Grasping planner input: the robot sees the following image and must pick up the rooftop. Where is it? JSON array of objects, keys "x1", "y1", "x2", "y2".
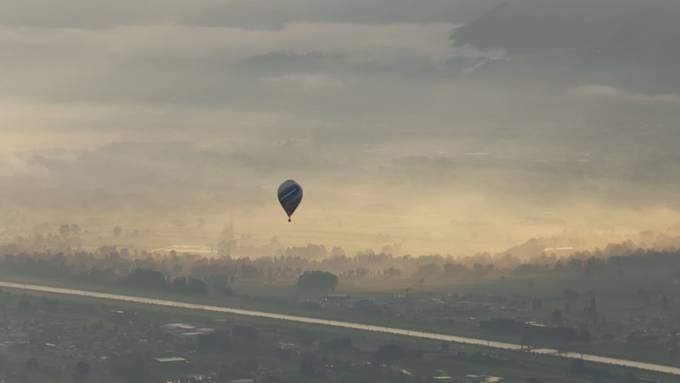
[{"x1": 154, "y1": 357, "x2": 188, "y2": 363}]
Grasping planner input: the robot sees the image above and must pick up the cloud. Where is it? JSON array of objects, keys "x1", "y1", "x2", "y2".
[
  {"x1": 3, "y1": 0, "x2": 680, "y2": 255},
  {"x1": 0, "y1": 22, "x2": 459, "y2": 107},
  {"x1": 574, "y1": 85, "x2": 680, "y2": 105},
  {"x1": 262, "y1": 74, "x2": 345, "y2": 90},
  {"x1": 0, "y1": 0, "x2": 499, "y2": 30}
]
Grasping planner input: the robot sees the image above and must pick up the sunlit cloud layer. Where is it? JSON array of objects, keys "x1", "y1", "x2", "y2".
[{"x1": 2, "y1": 0, "x2": 680, "y2": 256}]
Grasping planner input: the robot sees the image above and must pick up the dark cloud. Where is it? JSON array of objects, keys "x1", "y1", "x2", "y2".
[{"x1": 454, "y1": 0, "x2": 680, "y2": 92}]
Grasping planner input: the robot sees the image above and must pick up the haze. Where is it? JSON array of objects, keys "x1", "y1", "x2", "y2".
[{"x1": 3, "y1": 0, "x2": 680, "y2": 256}]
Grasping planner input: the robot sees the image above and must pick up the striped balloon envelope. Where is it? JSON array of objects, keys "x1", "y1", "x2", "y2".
[{"x1": 277, "y1": 180, "x2": 303, "y2": 222}]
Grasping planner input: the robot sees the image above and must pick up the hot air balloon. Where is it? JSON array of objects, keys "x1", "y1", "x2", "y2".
[{"x1": 277, "y1": 180, "x2": 303, "y2": 222}]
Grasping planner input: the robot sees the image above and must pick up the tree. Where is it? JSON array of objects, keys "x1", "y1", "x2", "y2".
[
  {"x1": 187, "y1": 278, "x2": 208, "y2": 294},
  {"x1": 70, "y1": 224, "x2": 81, "y2": 235},
  {"x1": 296, "y1": 271, "x2": 339, "y2": 291},
  {"x1": 383, "y1": 267, "x2": 402, "y2": 278},
  {"x1": 551, "y1": 309, "x2": 563, "y2": 324},
  {"x1": 588, "y1": 296, "x2": 598, "y2": 321},
  {"x1": 444, "y1": 263, "x2": 468, "y2": 275},
  {"x1": 217, "y1": 225, "x2": 236, "y2": 257},
  {"x1": 240, "y1": 264, "x2": 261, "y2": 279},
  {"x1": 125, "y1": 269, "x2": 166, "y2": 290},
  {"x1": 170, "y1": 277, "x2": 208, "y2": 295},
  {"x1": 60, "y1": 224, "x2": 71, "y2": 237},
  {"x1": 417, "y1": 263, "x2": 442, "y2": 276}
]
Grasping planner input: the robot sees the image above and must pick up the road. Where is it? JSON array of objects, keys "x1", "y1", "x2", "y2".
[{"x1": 1, "y1": 280, "x2": 679, "y2": 376}]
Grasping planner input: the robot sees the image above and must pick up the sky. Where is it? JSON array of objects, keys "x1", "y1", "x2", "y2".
[{"x1": 3, "y1": 0, "x2": 680, "y2": 256}]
